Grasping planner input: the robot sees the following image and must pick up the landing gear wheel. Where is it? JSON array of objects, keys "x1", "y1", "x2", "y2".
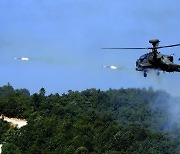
[
  {"x1": 157, "y1": 71, "x2": 160, "y2": 76},
  {"x1": 144, "y1": 71, "x2": 147, "y2": 77}
]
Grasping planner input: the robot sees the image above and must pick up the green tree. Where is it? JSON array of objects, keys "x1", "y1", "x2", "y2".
[
  {"x1": 2, "y1": 143, "x2": 21, "y2": 154},
  {"x1": 75, "y1": 146, "x2": 89, "y2": 154}
]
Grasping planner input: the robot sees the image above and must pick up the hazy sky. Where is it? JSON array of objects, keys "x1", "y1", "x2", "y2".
[{"x1": 1, "y1": 0, "x2": 180, "y2": 95}]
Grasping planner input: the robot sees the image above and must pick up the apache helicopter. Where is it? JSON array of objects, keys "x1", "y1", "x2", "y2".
[{"x1": 103, "y1": 39, "x2": 180, "y2": 77}]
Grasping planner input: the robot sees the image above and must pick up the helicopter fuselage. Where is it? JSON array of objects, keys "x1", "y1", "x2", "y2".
[{"x1": 136, "y1": 51, "x2": 180, "y2": 76}]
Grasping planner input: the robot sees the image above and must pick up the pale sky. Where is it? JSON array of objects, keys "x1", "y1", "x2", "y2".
[{"x1": 0, "y1": 0, "x2": 180, "y2": 95}]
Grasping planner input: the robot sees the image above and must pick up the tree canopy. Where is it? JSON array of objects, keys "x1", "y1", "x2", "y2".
[{"x1": 0, "y1": 84, "x2": 179, "y2": 153}]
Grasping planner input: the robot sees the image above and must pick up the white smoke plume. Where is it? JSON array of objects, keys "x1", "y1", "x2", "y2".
[{"x1": 150, "y1": 90, "x2": 180, "y2": 130}]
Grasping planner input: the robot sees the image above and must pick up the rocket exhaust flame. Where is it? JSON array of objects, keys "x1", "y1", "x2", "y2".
[
  {"x1": 102, "y1": 65, "x2": 119, "y2": 70},
  {"x1": 14, "y1": 57, "x2": 29, "y2": 61}
]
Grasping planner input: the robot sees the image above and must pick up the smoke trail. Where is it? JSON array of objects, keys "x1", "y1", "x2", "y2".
[
  {"x1": 150, "y1": 90, "x2": 180, "y2": 130},
  {"x1": 166, "y1": 96, "x2": 180, "y2": 128}
]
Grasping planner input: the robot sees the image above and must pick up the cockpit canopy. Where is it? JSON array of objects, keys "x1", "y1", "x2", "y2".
[{"x1": 139, "y1": 54, "x2": 148, "y2": 60}]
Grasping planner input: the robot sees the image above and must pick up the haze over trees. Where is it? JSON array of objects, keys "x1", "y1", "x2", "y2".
[{"x1": 0, "y1": 83, "x2": 179, "y2": 153}]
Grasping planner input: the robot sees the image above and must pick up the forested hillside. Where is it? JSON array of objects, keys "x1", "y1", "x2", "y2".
[{"x1": 0, "y1": 84, "x2": 179, "y2": 154}]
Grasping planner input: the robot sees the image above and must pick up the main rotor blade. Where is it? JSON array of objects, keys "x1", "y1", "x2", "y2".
[
  {"x1": 157, "y1": 44, "x2": 180, "y2": 49},
  {"x1": 102, "y1": 43, "x2": 180, "y2": 50},
  {"x1": 102, "y1": 47, "x2": 149, "y2": 50}
]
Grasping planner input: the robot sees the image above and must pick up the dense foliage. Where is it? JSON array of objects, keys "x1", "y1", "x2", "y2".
[{"x1": 0, "y1": 84, "x2": 179, "y2": 153}]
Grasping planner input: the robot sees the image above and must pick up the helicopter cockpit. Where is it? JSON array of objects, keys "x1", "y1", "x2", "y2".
[
  {"x1": 136, "y1": 53, "x2": 149, "y2": 69},
  {"x1": 139, "y1": 53, "x2": 148, "y2": 61}
]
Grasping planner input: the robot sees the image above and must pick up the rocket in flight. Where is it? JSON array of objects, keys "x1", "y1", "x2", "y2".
[
  {"x1": 14, "y1": 57, "x2": 29, "y2": 61},
  {"x1": 102, "y1": 65, "x2": 119, "y2": 70}
]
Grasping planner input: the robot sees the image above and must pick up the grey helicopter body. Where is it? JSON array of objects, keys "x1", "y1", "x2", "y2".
[{"x1": 103, "y1": 39, "x2": 180, "y2": 77}]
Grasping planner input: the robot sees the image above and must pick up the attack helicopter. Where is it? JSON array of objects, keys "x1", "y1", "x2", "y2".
[{"x1": 102, "y1": 39, "x2": 180, "y2": 77}]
